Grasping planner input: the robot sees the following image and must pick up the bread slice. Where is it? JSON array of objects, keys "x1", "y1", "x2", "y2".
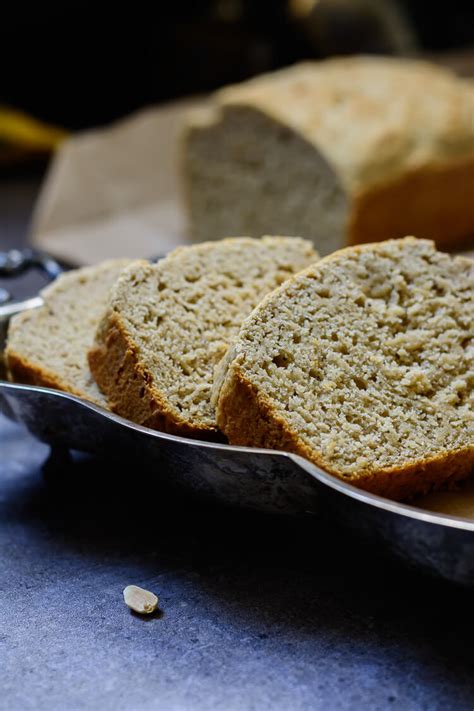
[
  {"x1": 6, "y1": 259, "x2": 131, "y2": 406},
  {"x1": 183, "y1": 57, "x2": 474, "y2": 254},
  {"x1": 214, "y1": 237, "x2": 474, "y2": 500},
  {"x1": 88, "y1": 237, "x2": 318, "y2": 439}
]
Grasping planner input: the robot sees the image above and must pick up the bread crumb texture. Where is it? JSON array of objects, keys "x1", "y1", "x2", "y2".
[
  {"x1": 216, "y1": 238, "x2": 473, "y2": 498},
  {"x1": 90, "y1": 237, "x2": 318, "y2": 436},
  {"x1": 6, "y1": 259, "x2": 131, "y2": 405}
]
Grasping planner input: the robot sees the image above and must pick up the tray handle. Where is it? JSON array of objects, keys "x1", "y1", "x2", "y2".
[{"x1": 0, "y1": 248, "x2": 62, "y2": 287}]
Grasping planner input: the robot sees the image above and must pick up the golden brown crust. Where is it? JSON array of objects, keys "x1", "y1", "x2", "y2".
[
  {"x1": 5, "y1": 350, "x2": 98, "y2": 403},
  {"x1": 348, "y1": 158, "x2": 474, "y2": 250},
  {"x1": 217, "y1": 364, "x2": 474, "y2": 502},
  {"x1": 88, "y1": 311, "x2": 224, "y2": 441},
  {"x1": 216, "y1": 365, "x2": 305, "y2": 452}
]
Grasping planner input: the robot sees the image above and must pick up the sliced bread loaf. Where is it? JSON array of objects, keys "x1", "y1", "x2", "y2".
[
  {"x1": 214, "y1": 237, "x2": 474, "y2": 500},
  {"x1": 184, "y1": 57, "x2": 474, "y2": 254},
  {"x1": 88, "y1": 237, "x2": 318, "y2": 438},
  {"x1": 6, "y1": 259, "x2": 131, "y2": 406}
]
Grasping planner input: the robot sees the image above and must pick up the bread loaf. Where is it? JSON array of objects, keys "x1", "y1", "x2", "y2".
[
  {"x1": 89, "y1": 237, "x2": 318, "y2": 439},
  {"x1": 6, "y1": 259, "x2": 131, "y2": 406},
  {"x1": 184, "y1": 57, "x2": 474, "y2": 255},
  {"x1": 214, "y1": 237, "x2": 474, "y2": 500}
]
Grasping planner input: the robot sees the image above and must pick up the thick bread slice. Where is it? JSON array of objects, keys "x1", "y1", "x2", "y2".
[
  {"x1": 88, "y1": 237, "x2": 318, "y2": 439},
  {"x1": 184, "y1": 57, "x2": 474, "y2": 254},
  {"x1": 5, "y1": 259, "x2": 131, "y2": 406},
  {"x1": 214, "y1": 237, "x2": 474, "y2": 501}
]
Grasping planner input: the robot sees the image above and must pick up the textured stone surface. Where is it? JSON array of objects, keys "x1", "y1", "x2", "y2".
[{"x1": 1, "y1": 414, "x2": 474, "y2": 711}]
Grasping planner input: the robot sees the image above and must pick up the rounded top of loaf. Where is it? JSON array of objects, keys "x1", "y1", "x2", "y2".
[{"x1": 203, "y1": 56, "x2": 474, "y2": 192}]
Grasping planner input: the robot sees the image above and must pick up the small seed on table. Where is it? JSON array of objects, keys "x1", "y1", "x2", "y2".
[{"x1": 123, "y1": 585, "x2": 158, "y2": 615}]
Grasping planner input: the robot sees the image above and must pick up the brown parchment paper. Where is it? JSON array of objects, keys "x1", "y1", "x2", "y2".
[{"x1": 31, "y1": 99, "x2": 204, "y2": 265}]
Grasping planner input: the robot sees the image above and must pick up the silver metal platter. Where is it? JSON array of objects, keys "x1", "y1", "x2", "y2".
[
  {"x1": 2, "y1": 250, "x2": 474, "y2": 586},
  {"x1": 3, "y1": 380, "x2": 474, "y2": 586}
]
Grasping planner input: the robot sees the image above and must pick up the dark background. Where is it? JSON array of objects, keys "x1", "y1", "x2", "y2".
[{"x1": 2, "y1": 0, "x2": 474, "y2": 130}]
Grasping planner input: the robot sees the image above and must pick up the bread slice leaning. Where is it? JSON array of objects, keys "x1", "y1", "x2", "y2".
[
  {"x1": 214, "y1": 237, "x2": 474, "y2": 501},
  {"x1": 88, "y1": 236, "x2": 318, "y2": 439},
  {"x1": 5, "y1": 259, "x2": 131, "y2": 406}
]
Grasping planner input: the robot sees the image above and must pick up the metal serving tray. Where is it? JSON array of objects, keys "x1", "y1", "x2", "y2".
[{"x1": 2, "y1": 250, "x2": 474, "y2": 586}]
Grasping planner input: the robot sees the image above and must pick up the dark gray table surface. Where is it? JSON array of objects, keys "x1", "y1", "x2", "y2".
[{"x1": 1, "y1": 170, "x2": 474, "y2": 711}]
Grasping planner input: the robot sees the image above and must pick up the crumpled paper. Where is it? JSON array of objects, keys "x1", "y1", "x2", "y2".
[{"x1": 31, "y1": 98, "x2": 202, "y2": 265}]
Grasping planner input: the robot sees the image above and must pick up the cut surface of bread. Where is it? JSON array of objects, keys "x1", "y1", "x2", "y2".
[
  {"x1": 6, "y1": 259, "x2": 131, "y2": 406},
  {"x1": 214, "y1": 238, "x2": 474, "y2": 500},
  {"x1": 184, "y1": 57, "x2": 474, "y2": 254},
  {"x1": 89, "y1": 237, "x2": 318, "y2": 438}
]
